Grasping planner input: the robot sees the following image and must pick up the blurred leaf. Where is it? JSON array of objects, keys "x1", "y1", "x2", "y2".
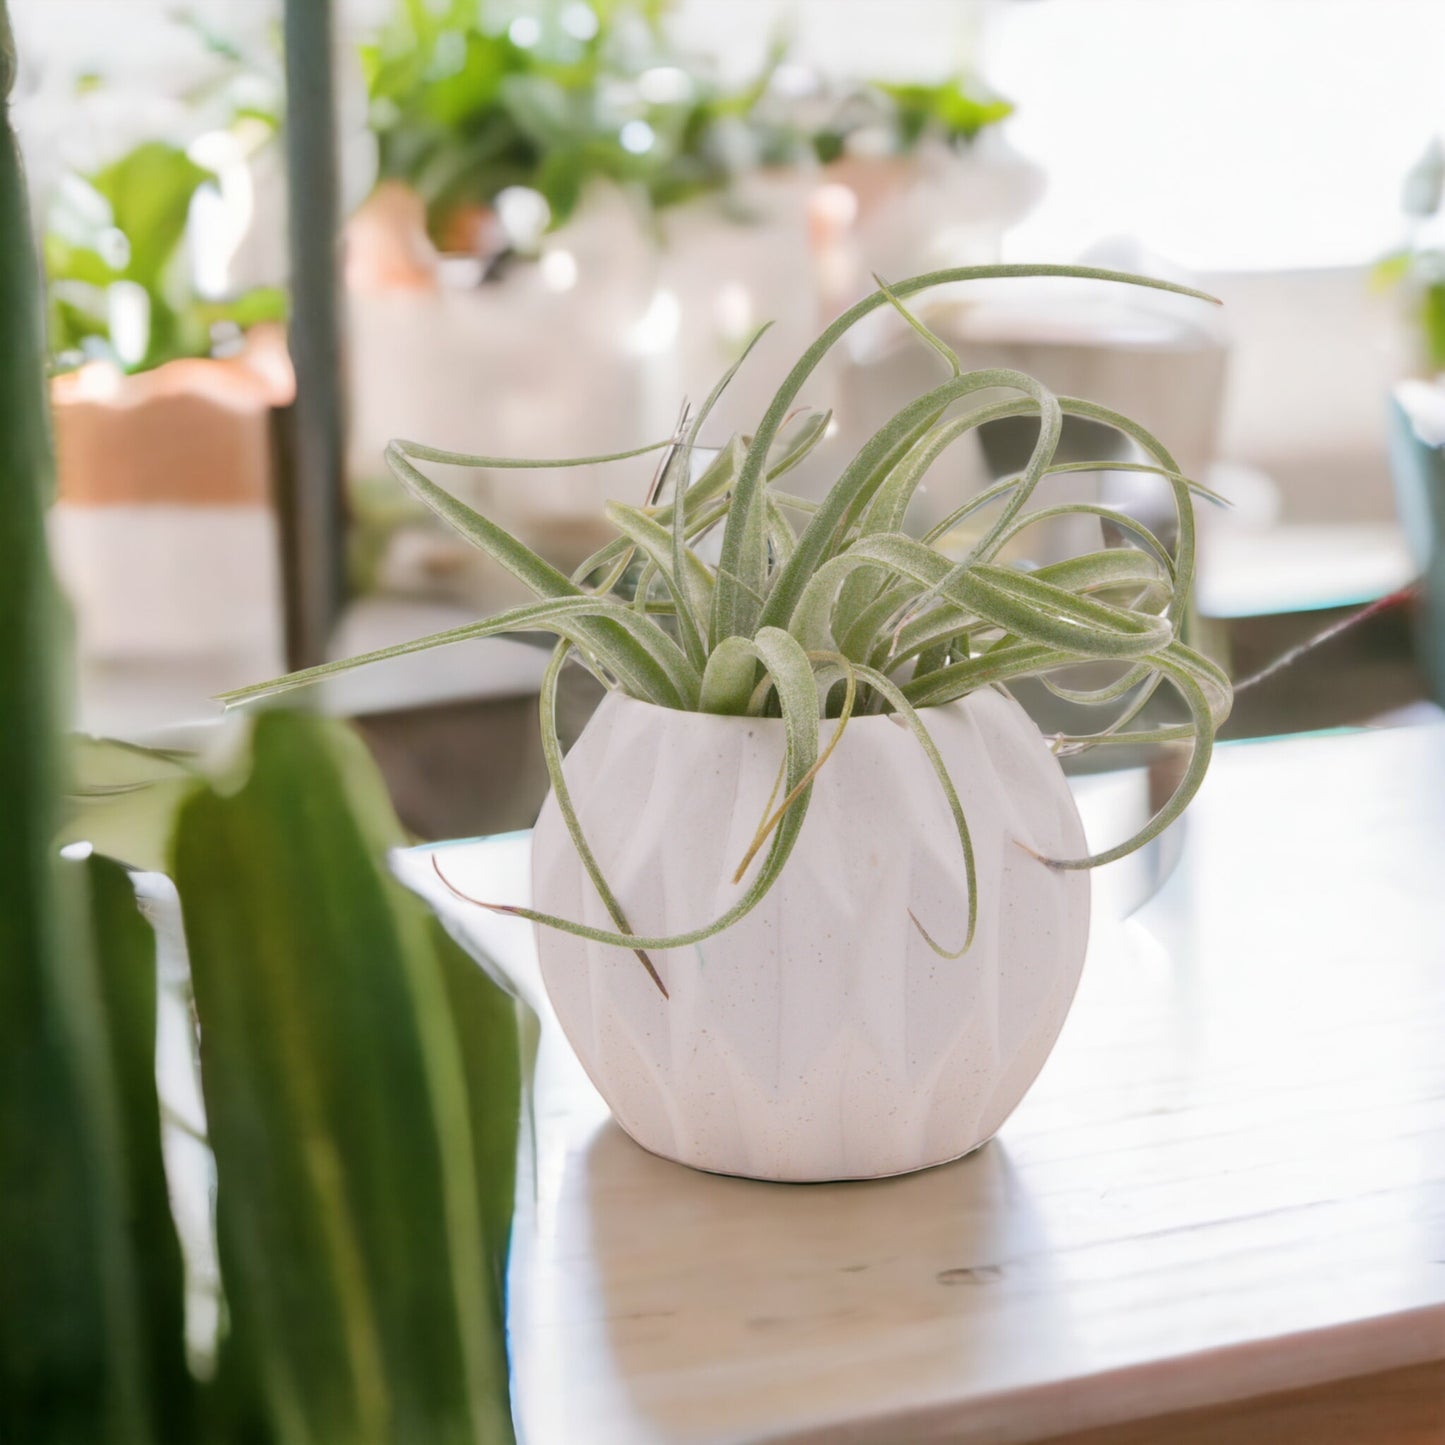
[
  {"x1": 1371, "y1": 249, "x2": 1413, "y2": 291},
  {"x1": 1, "y1": 23, "x2": 186, "y2": 1433},
  {"x1": 363, "y1": 0, "x2": 782, "y2": 238},
  {"x1": 195, "y1": 284, "x2": 288, "y2": 330},
  {"x1": 1425, "y1": 280, "x2": 1445, "y2": 371},
  {"x1": 497, "y1": 73, "x2": 578, "y2": 150},
  {"x1": 61, "y1": 736, "x2": 202, "y2": 875},
  {"x1": 82, "y1": 854, "x2": 195, "y2": 1443},
  {"x1": 44, "y1": 127, "x2": 284, "y2": 371},
  {"x1": 423, "y1": 30, "x2": 522, "y2": 128},
  {"x1": 877, "y1": 75, "x2": 1014, "y2": 147},
  {"x1": 89, "y1": 142, "x2": 214, "y2": 292},
  {"x1": 173, "y1": 712, "x2": 520, "y2": 1445},
  {"x1": 43, "y1": 235, "x2": 113, "y2": 288}
]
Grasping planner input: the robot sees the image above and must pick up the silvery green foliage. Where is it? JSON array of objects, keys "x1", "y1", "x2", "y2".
[{"x1": 227, "y1": 266, "x2": 1233, "y2": 975}]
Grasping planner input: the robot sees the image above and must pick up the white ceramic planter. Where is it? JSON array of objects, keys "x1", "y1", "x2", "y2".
[{"x1": 531, "y1": 688, "x2": 1090, "y2": 1183}]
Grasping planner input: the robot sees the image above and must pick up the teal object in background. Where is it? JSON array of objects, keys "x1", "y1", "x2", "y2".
[{"x1": 1388, "y1": 395, "x2": 1445, "y2": 702}]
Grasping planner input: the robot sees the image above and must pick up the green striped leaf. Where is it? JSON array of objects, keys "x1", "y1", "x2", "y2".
[
  {"x1": 1, "y1": 19, "x2": 184, "y2": 1436},
  {"x1": 173, "y1": 712, "x2": 520, "y2": 1445}
]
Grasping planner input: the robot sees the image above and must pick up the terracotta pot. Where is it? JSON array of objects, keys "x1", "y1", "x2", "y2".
[
  {"x1": 531, "y1": 687, "x2": 1090, "y2": 1182},
  {"x1": 49, "y1": 347, "x2": 289, "y2": 663},
  {"x1": 344, "y1": 180, "x2": 439, "y2": 294}
]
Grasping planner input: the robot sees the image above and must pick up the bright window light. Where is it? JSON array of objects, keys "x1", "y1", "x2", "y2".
[{"x1": 989, "y1": 0, "x2": 1445, "y2": 272}]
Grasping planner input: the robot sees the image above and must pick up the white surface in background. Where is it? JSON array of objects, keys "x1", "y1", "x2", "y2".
[
  {"x1": 73, "y1": 596, "x2": 549, "y2": 744},
  {"x1": 318, "y1": 597, "x2": 550, "y2": 715},
  {"x1": 50, "y1": 504, "x2": 286, "y2": 663},
  {"x1": 1197, "y1": 522, "x2": 1416, "y2": 619}
]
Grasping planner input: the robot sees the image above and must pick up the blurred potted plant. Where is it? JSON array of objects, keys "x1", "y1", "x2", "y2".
[
  {"x1": 1376, "y1": 137, "x2": 1445, "y2": 375},
  {"x1": 813, "y1": 71, "x2": 1015, "y2": 208},
  {"x1": 227, "y1": 264, "x2": 1233, "y2": 1183},
  {"x1": 355, "y1": 0, "x2": 790, "y2": 257},
  {"x1": 808, "y1": 70, "x2": 1038, "y2": 284},
  {"x1": 346, "y1": 0, "x2": 816, "y2": 600},
  {"x1": 41, "y1": 34, "x2": 292, "y2": 672},
  {"x1": 1381, "y1": 138, "x2": 1445, "y2": 701}
]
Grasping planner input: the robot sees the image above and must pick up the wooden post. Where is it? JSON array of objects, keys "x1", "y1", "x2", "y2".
[{"x1": 279, "y1": 0, "x2": 347, "y2": 671}]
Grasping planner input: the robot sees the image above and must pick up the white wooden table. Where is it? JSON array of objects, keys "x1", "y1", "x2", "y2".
[{"x1": 405, "y1": 722, "x2": 1445, "y2": 1444}]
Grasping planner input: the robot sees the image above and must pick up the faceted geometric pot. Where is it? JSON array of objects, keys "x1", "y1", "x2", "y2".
[{"x1": 531, "y1": 688, "x2": 1089, "y2": 1182}]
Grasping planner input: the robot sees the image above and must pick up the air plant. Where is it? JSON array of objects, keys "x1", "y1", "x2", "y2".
[{"x1": 223, "y1": 264, "x2": 1233, "y2": 982}]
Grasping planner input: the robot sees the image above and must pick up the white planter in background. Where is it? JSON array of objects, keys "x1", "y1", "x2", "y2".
[
  {"x1": 50, "y1": 503, "x2": 283, "y2": 666},
  {"x1": 47, "y1": 357, "x2": 286, "y2": 671},
  {"x1": 531, "y1": 687, "x2": 1090, "y2": 1182},
  {"x1": 652, "y1": 171, "x2": 823, "y2": 438}
]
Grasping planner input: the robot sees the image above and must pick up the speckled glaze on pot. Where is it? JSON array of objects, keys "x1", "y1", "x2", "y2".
[{"x1": 531, "y1": 688, "x2": 1089, "y2": 1182}]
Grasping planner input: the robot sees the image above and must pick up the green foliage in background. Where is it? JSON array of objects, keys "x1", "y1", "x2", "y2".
[
  {"x1": 362, "y1": 2, "x2": 1020, "y2": 241},
  {"x1": 1375, "y1": 137, "x2": 1445, "y2": 372},
  {"x1": 225, "y1": 263, "x2": 1234, "y2": 988},
  {"x1": 363, "y1": 0, "x2": 797, "y2": 238},
  {"x1": 41, "y1": 11, "x2": 288, "y2": 374},
  {"x1": 44, "y1": 138, "x2": 286, "y2": 373},
  {"x1": 3, "y1": 9, "x2": 523, "y2": 1437},
  {"x1": 875, "y1": 75, "x2": 1014, "y2": 149},
  {"x1": 812, "y1": 74, "x2": 1015, "y2": 165}
]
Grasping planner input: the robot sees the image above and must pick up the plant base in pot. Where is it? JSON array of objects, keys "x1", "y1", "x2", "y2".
[{"x1": 532, "y1": 688, "x2": 1088, "y2": 1182}]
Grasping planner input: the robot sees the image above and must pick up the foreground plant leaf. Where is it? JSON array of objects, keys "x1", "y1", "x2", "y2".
[
  {"x1": 173, "y1": 712, "x2": 521, "y2": 1445},
  {"x1": 1, "y1": 11, "x2": 188, "y2": 1435}
]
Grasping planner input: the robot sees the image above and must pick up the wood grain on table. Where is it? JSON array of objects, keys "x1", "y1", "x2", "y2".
[{"x1": 410, "y1": 722, "x2": 1445, "y2": 1444}]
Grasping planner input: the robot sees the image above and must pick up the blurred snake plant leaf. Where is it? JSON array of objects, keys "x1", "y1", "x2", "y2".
[
  {"x1": 5, "y1": 12, "x2": 522, "y2": 1439},
  {"x1": 223, "y1": 263, "x2": 1235, "y2": 983},
  {"x1": 174, "y1": 711, "x2": 521, "y2": 1445},
  {"x1": 1, "y1": 4, "x2": 190, "y2": 1436}
]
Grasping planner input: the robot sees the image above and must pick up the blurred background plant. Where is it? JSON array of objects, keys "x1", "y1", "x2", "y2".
[
  {"x1": 9, "y1": 0, "x2": 1442, "y2": 820},
  {"x1": 811, "y1": 71, "x2": 1013, "y2": 166},
  {"x1": 1375, "y1": 136, "x2": 1445, "y2": 376},
  {"x1": 44, "y1": 137, "x2": 287, "y2": 372},
  {"x1": 361, "y1": 0, "x2": 807, "y2": 251},
  {"x1": 40, "y1": 13, "x2": 288, "y2": 373}
]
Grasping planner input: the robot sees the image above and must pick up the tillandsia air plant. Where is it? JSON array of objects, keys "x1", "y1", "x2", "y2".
[{"x1": 224, "y1": 264, "x2": 1234, "y2": 993}]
